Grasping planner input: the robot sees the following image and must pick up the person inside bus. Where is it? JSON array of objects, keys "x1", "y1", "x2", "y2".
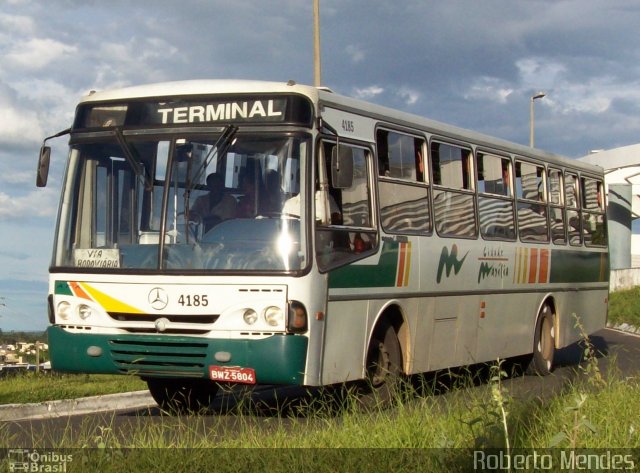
[
  {"x1": 190, "y1": 173, "x2": 237, "y2": 231},
  {"x1": 237, "y1": 172, "x2": 258, "y2": 218},
  {"x1": 259, "y1": 170, "x2": 283, "y2": 214}
]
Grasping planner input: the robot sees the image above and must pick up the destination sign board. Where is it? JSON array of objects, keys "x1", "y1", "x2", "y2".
[{"x1": 73, "y1": 94, "x2": 314, "y2": 130}]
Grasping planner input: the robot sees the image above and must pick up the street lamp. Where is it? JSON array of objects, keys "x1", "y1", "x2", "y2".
[
  {"x1": 529, "y1": 91, "x2": 546, "y2": 147},
  {"x1": 313, "y1": 0, "x2": 321, "y2": 87}
]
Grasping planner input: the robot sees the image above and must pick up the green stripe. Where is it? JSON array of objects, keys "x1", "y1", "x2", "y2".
[
  {"x1": 549, "y1": 249, "x2": 608, "y2": 283},
  {"x1": 328, "y1": 241, "x2": 399, "y2": 288},
  {"x1": 55, "y1": 281, "x2": 73, "y2": 296}
]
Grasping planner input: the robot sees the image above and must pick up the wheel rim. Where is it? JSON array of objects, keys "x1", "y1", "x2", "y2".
[{"x1": 539, "y1": 313, "x2": 554, "y2": 367}]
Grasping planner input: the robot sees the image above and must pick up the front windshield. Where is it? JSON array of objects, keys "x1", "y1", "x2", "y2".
[{"x1": 54, "y1": 132, "x2": 308, "y2": 272}]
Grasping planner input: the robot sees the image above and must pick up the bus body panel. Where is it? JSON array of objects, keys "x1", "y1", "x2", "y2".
[{"x1": 47, "y1": 325, "x2": 308, "y2": 384}]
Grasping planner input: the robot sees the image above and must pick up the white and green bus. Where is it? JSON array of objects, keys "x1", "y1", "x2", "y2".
[{"x1": 37, "y1": 80, "x2": 608, "y2": 411}]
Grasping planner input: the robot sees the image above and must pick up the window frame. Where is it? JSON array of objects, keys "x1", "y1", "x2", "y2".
[
  {"x1": 376, "y1": 127, "x2": 432, "y2": 236},
  {"x1": 514, "y1": 158, "x2": 549, "y2": 243},
  {"x1": 548, "y1": 167, "x2": 567, "y2": 245},
  {"x1": 476, "y1": 150, "x2": 516, "y2": 241},
  {"x1": 430, "y1": 138, "x2": 477, "y2": 239}
]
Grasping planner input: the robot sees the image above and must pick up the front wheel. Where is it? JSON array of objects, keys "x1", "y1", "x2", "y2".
[
  {"x1": 147, "y1": 378, "x2": 220, "y2": 415},
  {"x1": 526, "y1": 304, "x2": 556, "y2": 376},
  {"x1": 364, "y1": 321, "x2": 403, "y2": 404}
]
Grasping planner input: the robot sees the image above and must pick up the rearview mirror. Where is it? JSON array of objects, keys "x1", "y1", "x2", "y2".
[
  {"x1": 36, "y1": 145, "x2": 51, "y2": 187},
  {"x1": 331, "y1": 146, "x2": 354, "y2": 189}
]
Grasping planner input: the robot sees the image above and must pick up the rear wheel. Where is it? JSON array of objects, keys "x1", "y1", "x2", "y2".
[
  {"x1": 526, "y1": 304, "x2": 556, "y2": 376},
  {"x1": 147, "y1": 378, "x2": 220, "y2": 415},
  {"x1": 365, "y1": 321, "x2": 403, "y2": 404}
]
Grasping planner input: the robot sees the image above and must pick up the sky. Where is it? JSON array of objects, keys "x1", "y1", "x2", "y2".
[{"x1": 2, "y1": 0, "x2": 640, "y2": 330}]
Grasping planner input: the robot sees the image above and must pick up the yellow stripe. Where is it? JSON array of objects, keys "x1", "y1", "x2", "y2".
[
  {"x1": 403, "y1": 242, "x2": 412, "y2": 287},
  {"x1": 79, "y1": 283, "x2": 144, "y2": 314},
  {"x1": 519, "y1": 248, "x2": 528, "y2": 284}
]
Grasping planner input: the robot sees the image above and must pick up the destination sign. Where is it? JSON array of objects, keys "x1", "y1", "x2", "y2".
[{"x1": 74, "y1": 94, "x2": 313, "y2": 129}]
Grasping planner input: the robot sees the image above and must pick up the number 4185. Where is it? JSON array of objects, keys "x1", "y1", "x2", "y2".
[{"x1": 178, "y1": 294, "x2": 209, "y2": 306}]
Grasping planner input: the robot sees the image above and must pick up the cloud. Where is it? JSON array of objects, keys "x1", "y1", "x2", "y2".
[
  {"x1": 353, "y1": 85, "x2": 384, "y2": 100},
  {"x1": 396, "y1": 87, "x2": 421, "y2": 106},
  {"x1": 4, "y1": 38, "x2": 77, "y2": 71},
  {"x1": 0, "y1": 98, "x2": 44, "y2": 145},
  {"x1": 0, "y1": 188, "x2": 59, "y2": 220},
  {"x1": 345, "y1": 44, "x2": 365, "y2": 63},
  {"x1": 0, "y1": 12, "x2": 35, "y2": 34}
]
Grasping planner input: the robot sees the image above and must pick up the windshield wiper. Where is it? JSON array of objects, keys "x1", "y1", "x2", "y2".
[
  {"x1": 190, "y1": 125, "x2": 238, "y2": 186},
  {"x1": 114, "y1": 127, "x2": 153, "y2": 190},
  {"x1": 183, "y1": 125, "x2": 238, "y2": 227}
]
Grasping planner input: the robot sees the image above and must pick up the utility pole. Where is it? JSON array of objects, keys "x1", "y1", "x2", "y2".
[
  {"x1": 529, "y1": 92, "x2": 546, "y2": 147},
  {"x1": 313, "y1": 0, "x2": 321, "y2": 87}
]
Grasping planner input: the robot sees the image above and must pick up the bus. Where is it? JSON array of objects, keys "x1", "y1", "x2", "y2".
[{"x1": 36, "y1": 80, "x2": 608, "y2": 412}]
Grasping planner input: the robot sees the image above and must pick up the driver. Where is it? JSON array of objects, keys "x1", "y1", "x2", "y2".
[{"x1": 190, "y1": 173, "x2": 237, "y2": 231}]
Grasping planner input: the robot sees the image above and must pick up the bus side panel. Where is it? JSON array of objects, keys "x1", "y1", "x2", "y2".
[
  {"x1": 554, "y1": 288, "x2": 608, "y2": 348},
  {"x1": 426, "y1": 295, "x2": 479, "y2": 371},
  {"x1": 321, "y1": 300, "x2": 369, "y2": 385},
  {"x1": 475, "y1": 293, "x2": 539, "y2": 363}
]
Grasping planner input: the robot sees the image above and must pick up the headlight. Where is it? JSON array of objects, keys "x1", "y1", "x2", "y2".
[
  {"x1": 264, "y1": 306, "x2": 284, "y2": 327},
  {"x1": 78, "y1": 304, "x2": 93, "y2": 320},
  {"x1": 243, "y1": 309, "x2": 258, "y2": 325},
  {"x1": 57, "y1": 301, "x2": 72, "y2": 320}
]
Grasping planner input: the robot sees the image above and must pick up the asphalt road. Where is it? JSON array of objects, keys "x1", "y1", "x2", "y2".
[{"x1": 2, "y1": 327, "x2": 639, "y2": 447}]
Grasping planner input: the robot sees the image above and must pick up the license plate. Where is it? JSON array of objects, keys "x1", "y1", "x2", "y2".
[{"x1": 209, "y1": 365, "x2": 256, "y2": 384}]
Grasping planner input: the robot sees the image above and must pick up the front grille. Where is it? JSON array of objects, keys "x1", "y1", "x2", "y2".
[
  {"x1": 109, "y1": 339, "x2": 208, "y2": 377},
  {"x1": 108, "y1": 312, "x2": 219, "y2": 324}
]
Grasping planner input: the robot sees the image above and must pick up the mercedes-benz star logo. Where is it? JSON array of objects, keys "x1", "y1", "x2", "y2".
[{"x1": 148, "y1": 287, "x2": 169, "y2": 310}]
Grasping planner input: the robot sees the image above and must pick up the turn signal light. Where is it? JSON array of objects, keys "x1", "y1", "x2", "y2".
[{"x1": 288, "y1": 301, "x2": 308, "y2": 333}]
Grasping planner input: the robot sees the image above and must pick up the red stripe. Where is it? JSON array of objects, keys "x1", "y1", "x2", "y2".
[{"x1": 538, "y1": 249, "x2": 549, "y2": 283}]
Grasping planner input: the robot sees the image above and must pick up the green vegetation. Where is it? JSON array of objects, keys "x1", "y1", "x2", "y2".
[
  {"x1": 0, "y1": 372, "x2": 146, "y2": 404},
  {"x1": 608, "y1": 286, "x2": 640, "y2": 327},
  {"x1": 0, "y1": 369, "x2": 638, "y2": 471},
  {"x1": 0, "y1": 330, "x2": 47, "y2": 345}
]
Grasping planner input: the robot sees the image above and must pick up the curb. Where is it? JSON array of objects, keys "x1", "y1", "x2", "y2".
[
  {"x1": 0, "y1": 390, "x2": 155, "y2": 422},
  {"x1": 606, "y1": 321, "x2": 640, "y2": 335}
]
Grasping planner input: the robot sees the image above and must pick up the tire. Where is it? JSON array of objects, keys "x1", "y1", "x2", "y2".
[
  {"x1": 365, "y1": 321, "x2": 403, "y2": 404},
  {"x1": 526, "y1": 304, "x2": 556, "y2": 376},
  {"x1": 147, "y1": 378, "x2": 220, "y2": 415}
]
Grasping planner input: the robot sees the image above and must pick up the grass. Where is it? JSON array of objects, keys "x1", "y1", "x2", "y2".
[
  {"x1": 608, "y1": 286, "x2": 640, "y2": 327},
  {"x1": 0, "y1": 372, "x2": 146, "y2": 404},
  {"x1": 1, "y1": 369, "x2": 639, "y2": 472}
]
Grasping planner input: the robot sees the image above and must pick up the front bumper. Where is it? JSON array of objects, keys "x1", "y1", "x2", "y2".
[{"x1": 47, "y1": 326, "x2": 308, "y2": 385}]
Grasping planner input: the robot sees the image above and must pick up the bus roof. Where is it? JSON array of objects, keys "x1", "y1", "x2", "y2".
[{"x1": 78, "y1": 79, "x2": 603, "y2": 175}]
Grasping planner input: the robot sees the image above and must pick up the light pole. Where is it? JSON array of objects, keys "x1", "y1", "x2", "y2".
[
  {"x1": 529, "y1": 91, "x2": 546, "y2": 147},
  {"x1": 313, "y1": 0, "x2": 321, "y2": 87}
]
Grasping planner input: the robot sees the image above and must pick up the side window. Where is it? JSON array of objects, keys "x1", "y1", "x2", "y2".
[
  {"x1": 477, "y1": 153, "x2": 515, "y2": 240},
  {"x1": 581, "y1": 177, "x2": 607, "y2": 247},
  {"x1": 377, "y1": 129, "x2": 425, "y2": 181},
  {"x1": 431, "y1": 141, "x2": 476, "y2": 237},
  {"x1": 515, "y1": 161, "x2": 548, "y2": 242},
  {"x1": 565, "y1": 172, "x2": 582, "y2": 246},
  {"x1": 548, "y1": 168, "x2": 566, "y2": 245},
  {"x1": 377, "y1": 129, "x2": 430, "y2": 234},
  {"x1": 316, "y1": 141, "x2": 377, "y2": 271}
]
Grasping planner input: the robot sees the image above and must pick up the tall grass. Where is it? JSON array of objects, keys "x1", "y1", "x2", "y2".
[{"x1": 1, "y1": 367, "x2": 639, "y2": 472}]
